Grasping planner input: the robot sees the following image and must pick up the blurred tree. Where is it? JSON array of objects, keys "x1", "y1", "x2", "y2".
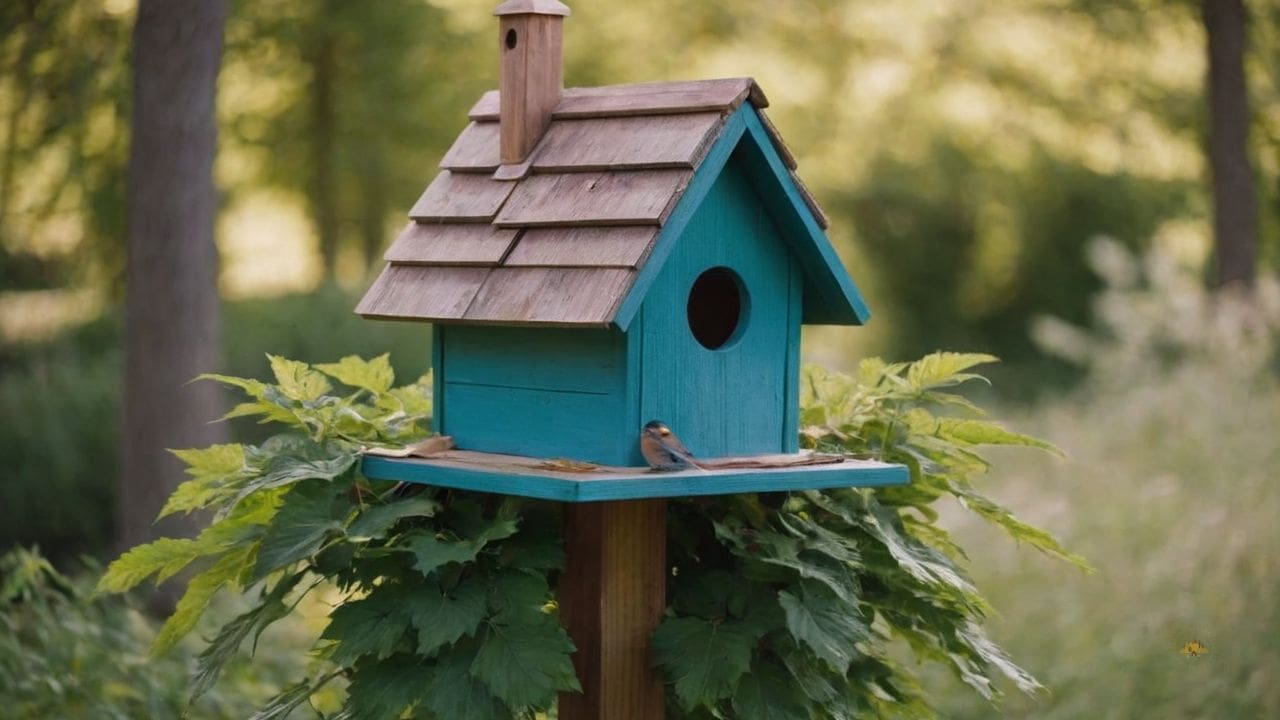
[
  {"x1": 1202, "y1": 0, "x2": 1259, "y2": 287},
  {"x1": 119, "y1": 0, "x2": 227, "y2": 584}
]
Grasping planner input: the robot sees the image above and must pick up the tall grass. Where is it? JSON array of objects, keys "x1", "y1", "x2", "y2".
[{"x1": 935, "y1": 240, "x2": 1280, "y2": 718}]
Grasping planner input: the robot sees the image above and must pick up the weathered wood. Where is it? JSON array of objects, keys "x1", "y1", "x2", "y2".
[
  {"x1": 495, "y1": 170, "x2": 691, "y2": 227},
  {"x1": 468, "y1": 78, "x2": 767, "y2": 123},
  {"x1": 531, "y1": 113, "x2": 723, "y2": 172},
  {"x1": 408, "y1": 171, "x2": 516, "y2": 222},
  {"x1": 756, "y1": 108, "x2": 797, "y2": 171},
  {"x1": 359, "y1": 450, "x2": 909, "y2": 502},
  {"x1": 439, "y1": 121, "x2": 501, "y2": 172},
  {"x1": 559, "y1": 500, "x2": 667, "y2": 720},
  {"x1": 383, "y1": 221, "x2": 518, "y2": 265},
  {"x1": 493, "y1": 0, "x2": 570, "y2": 16},
  {"x1": 504, "y1": 226, "x2": 658, "y2": 268},
  {"x1": 499, "y1": 13, "x2": 563, "y2": 163},
  {"x1": 355, "y1": 265, "x2": 489, "y2": 320},
  {"x1": 464, "y1": 267, "x2": 634, "y2": 325},
  {"x1": 554, "y1": 78, "x2": 761, "y2": 118},
  {"x1": 790, "y1": 171, "x2": 829, "y2": 229}
]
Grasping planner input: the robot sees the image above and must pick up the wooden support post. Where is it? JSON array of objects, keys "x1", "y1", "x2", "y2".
[{"x1": 559, "y1": 499, "x2": 666, "y2": 720}]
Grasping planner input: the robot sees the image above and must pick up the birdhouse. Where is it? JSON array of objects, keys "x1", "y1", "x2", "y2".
[
  {"x1": 355, "y1": 4, "x2": 906, "y2": 719},
  {"x1": 356, "y1": 0, "x2": 876, "y2": 473}
]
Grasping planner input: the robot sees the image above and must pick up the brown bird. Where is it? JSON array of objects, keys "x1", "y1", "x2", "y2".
[{"x1": 640, "y1": 420, "x2": 702, "y2": 471}]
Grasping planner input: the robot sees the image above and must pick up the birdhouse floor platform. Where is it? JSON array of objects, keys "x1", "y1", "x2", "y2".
[{"x1": 361, "y1": 448, "x2": 908, "y2": 502}]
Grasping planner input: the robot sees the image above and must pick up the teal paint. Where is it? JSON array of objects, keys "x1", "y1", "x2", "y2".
[
  {"x1": 431, "y1": 324, "x2": 444, "y2": 434},
  {"x1": 638, "y1": 157, "x2": 792, "y2": 458},
  {"x1": 438, "y1": 325, "x2": 633, "y2": 465},
  {"x1": 361, "y1": 455, "x2": 908, "y2": 503},
  {"x1": 782, "y1": 248, "x2": 802, "y2": 454}
]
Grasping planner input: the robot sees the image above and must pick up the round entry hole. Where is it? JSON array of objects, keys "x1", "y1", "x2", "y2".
[
  {"x1": 687, "y1": 267, "x2": 747, "y2": 350},
  {"x1": 505, "y1": 29, "x2": 518, "y2": 49}
]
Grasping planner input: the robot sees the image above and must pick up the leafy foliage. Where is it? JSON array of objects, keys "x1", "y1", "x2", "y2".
[{"x1": 97, "y1": 353, "x2": 1079, "y2": 718}]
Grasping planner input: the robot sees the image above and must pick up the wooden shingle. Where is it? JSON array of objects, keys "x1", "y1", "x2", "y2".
[
  {"x1": 439, "y1": 122, "x2": 501, "y2": 172},
  {"x1": 408, "y1": 171, "x2": 516, "y2": 222},
  {"x1": 467, "y1": 78, "x2": 768, "y2": 122},
  {"x1": 384, "y1": 221, "x2": 518, "y2": 265},
  {"x1": 531, "y1": 113, "x2": 722, "y2": 172},
  {"x1": 504, "y1": 226, "x2": 657, "y2": 268},
  {"x1": 464, "y1": 267, "x2": 634, "y2": 325},
  {"x1": 495, "y1": 170, "x2": 691, "y2": 227},
  {"x1": 355, "y1": 265, "x2": 490, "y2": 320}
]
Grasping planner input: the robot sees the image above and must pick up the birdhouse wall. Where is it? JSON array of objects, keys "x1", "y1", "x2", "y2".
[
  {"x1": 434, "y1": 324, "x2": 639, "y2": 465},
  {"x1": 635, "y1": 153, "x2": 802, "y2": 462}
]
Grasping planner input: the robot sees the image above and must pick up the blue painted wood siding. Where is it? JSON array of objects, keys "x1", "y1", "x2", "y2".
[
  {"x1": 638, "y1": 154, "x2": 798, "y2": 459},
  {"x1": 436, "y1": 325, "x2": 636, "y2": 465}
]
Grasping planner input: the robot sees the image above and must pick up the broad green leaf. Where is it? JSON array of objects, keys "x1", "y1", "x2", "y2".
[
  {"x1": 470, "y1": 612, "x2": 579, "y2": 709},
  {"x1": 778, "y1": 582, "x2": 869, "y2": 674},
  {"x1": 421, "y1": 642, "x2": 513, "y2": 720},
  {"x1": 936, "y1": 418, "x2": 1065, "y2": 456},
  {"x1": 408, "y1": 578, "x2": 487, "y2": 656},
  {"x1": 191, "y1": 572, "x2": 304, "y2": 700},
  {"x1": 346, "y1": 497, "x2": 439, "y2": 541},
  {"x1": 321, "y1": 585, "x2": 413, "y2": 666},
  {"x1": 152, "y1": 547, "x2": 251, "y2": 655},
  {"x1": 731, "y1": 657, "x2": 811, "y2": 720},
  {"x1": 316, "y1": 354, "x2": 395, "y2": 394},
  {"x1": 405, "y1": 533, "x2": 483, "y2": 577},
  {"x1": 249, "y1": 676, "x2": 328, "y2": 720},
  {"x1": 651, "y1": 617, "x2": 754, "y2": 710},
  {"x1": 173, "y1": 444, "x2": 246, "y2": 477},
  {"x1": 268, "y1": 354, "x2": 331, "y2": 401},
  {"x1": 228, "y1": 444, "x2": 357, "y2": 509},
  {"x1": 97, "y1": 538, "x2": 207, "y2": 593},
  {"x1": 487, "y1": 569, "x2": 551, "y2": 617},
  {"x1": 862, "y1": 501, "x2": 976, "y2": 596},
  {"x1": 957, "y1": 620, "x2": 1043, "y2": 694},
  {"x1": 252, "y1": 481, "x2": 346, "y2": 581},
  {"x1": 951, "y1": 486, "x2": 1092, "y2": 571},
  {"x1": 904, "y1": 352, "x2": 998, "y2": 391},
  {"x1": 341, "y1": 654, "x2": 428, "y2": 720}
]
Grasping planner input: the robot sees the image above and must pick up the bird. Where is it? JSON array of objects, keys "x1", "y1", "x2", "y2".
[{"x1": 640, "y1": 420, "x2": 702, "y2": 471}]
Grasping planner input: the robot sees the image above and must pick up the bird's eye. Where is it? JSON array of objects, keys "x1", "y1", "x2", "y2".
[{"x1": 660, "y1": 428, "x2": 671, "y2": 436}]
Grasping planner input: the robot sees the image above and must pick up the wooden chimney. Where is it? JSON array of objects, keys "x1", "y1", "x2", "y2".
[{"x1": 495, "y1": 0, "x2": 570, "y2": 167}]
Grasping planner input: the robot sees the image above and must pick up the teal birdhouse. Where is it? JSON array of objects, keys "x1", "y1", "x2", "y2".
[{"x1": 357, "y1": 0, "x2": 900, "y2": 501}]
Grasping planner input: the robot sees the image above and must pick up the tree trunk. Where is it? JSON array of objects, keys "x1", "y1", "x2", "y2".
[
  {"x1": 1202, "y1": 0, "x2": 1258, "y2": 288},
  {"x1": 120, "y1": 0, "x2": 227, "y2": 583}
]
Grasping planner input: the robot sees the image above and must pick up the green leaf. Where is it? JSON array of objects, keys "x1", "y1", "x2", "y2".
[
  {"x1": 905, "y1": 352, "x2": 998, "y2": 391},
  {"x1": 191, "y1": 572, "x2": 304, "y2": 700},
  {"x1": 250, "y1": 676, "x2": 330, "y2": 720},
  {"x1": 152, "y1": 547, "x2": 252, "y2": 655},
  {"x1": 321, "y1": 585, "x2": 413, "y2": 666},
  {"x1": 346, "y1": 497, "x2": 439, "y2": 541},
  {"x1": 405, "y1": 533, "x2": 484, "y2": 577},
  {"x1": 408, "y1": 578, "x2": 488, "y2": 655},
  {"x1": 651, "y1": 617, "x2": 754, "y2": 711},
  {"x1": 731, "y1": 657, "x2": 812, "y2": 720},
  {"x1": 252, "y1": 480, "x2": 347, "y2": 581},
  {"x1": 778, "y1": 582, "x2": 869, "y2": 674},
  {"x1": 229, "y1": 443, "x2": 357, "y2": 509},
  {"x1": 317, "y1": 354, "x2": 395, "y2": 394},
  {"x1": 97, "y1": 538, "x2": 207, "y2": 593},
  {"x1": 421, "y1": 642, "x2": 512, "y2": 720},
  {"x1": 268, "y1": 354, "x2": 332, "y2": 401},
  {"x1": 935, "y1": 418, "x2": 1064, "y2": 456},
  {"x1": 951, "y1": 485, "x2": 1093, "y2": 571},
  {"x1": 341, "y1": 654, "x2": 428, "y2": 720},
  {"x1": 470, "y1": 612, "x2": 579, "y2": 709},
  {"x1": 173, "y1": 443, "x2": 246, "y2": 477}
]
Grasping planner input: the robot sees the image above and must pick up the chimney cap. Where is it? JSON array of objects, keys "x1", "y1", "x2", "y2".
[{"x1": 494, "y1": 0, "x2": 570, "y2": 16}]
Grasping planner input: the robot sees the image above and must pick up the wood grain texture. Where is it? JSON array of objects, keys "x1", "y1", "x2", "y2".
[
  {"x1": 559, "y1": 500, "x2": 667, "y2": 720},
  {"x1": 443, "y1": 325, "x2": 626, "y2": 394},
  {"x1": 499, "y1": 13, "x2": 563, "y2": 163},
  {"x1": 358, "y1": 452, "x2": 909, "y2": 502},
  {"x1": 790, "y1": 171, "x2": 830, "y2": 229},
  {"x1": 464, "y1": 267, "x2": 634, "y2": 325},
  {"x1": 554, "y1": 78, "x2": 757, "y2": 118},
  {"x1": 469, "y1": 90, "x2": 501, "y2": 121},
  {"x1": 504, "y1": 226, "x2": 658, "y2": 268},
  {"x1": 439, "y1": 121, "x2": 501, "y2": 172},
  {"x1": 531, "y1": 113, "x2": 723, "y2": 172},
  {"x1": 354, "y1": 265, "x2": 489, "y2": 320},
  {"x1": 493, "y1": 0, "x2": 570, "y2": 15},
  {"x1": 408, "y1": 171, "x2": 516, "y2": 222},
  {"x1": 495, "y1": 170, "x2": 691, "y2": 227},
  {"x1": 383, "y1": 221, "x2": 518, "y2": 265}
]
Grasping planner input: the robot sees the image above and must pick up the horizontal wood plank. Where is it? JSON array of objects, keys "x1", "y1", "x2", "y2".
[
  {"x1": 531, "y1": 113, "x2": 722, "y2": 172},
  {"x1": 439, "y1": 121, "x2": 501, "y2": 172},
  {"x1": 495, "y1": 170, "x2": 691, "y2": 227},
  {"x1": 464, "y1": 267, "x2": 634, "y2": 324},
  {"x1": 360, "y1": 451, "x2": 908, "y2": 502},
  {"x1": 355, "y1": 265, "x2": 489, "y2": 320},
  {"x1": 503, "y1": 226, "x2": 657, "y2": 268},
  {"x1": 383, "y1": 221, "x2": 518, "y2": 265},
  {"x1": 466, "y1": 78, "x2": 767, "y2": 123},
  {"x1": 408, "y1": 171, "x2": 516, "y2": 222}
]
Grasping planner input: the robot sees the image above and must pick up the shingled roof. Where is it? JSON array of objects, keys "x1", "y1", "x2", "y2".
[{"x1": 356, "y1": 76, "x2": 859, "y2": 329}]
